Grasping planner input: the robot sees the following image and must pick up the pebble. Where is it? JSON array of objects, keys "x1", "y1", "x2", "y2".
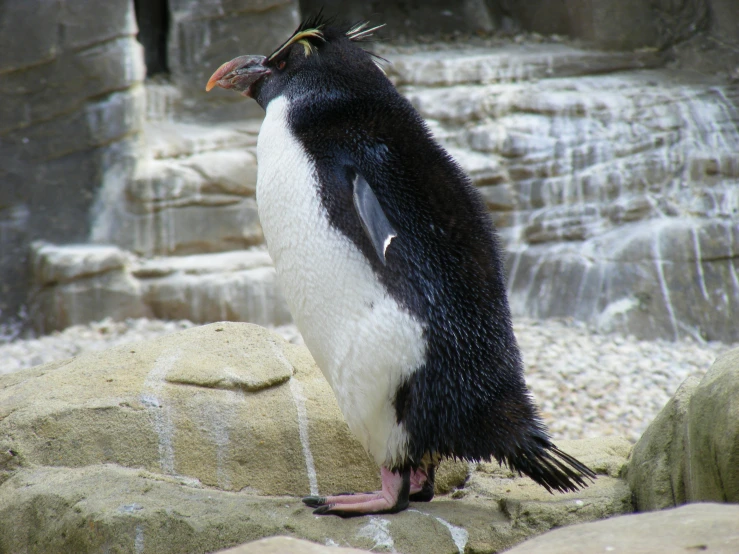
[
  {"x1": 0, "y1": 318, "x2": 196, "y2": 375},
  {"x1": 0, "y1": 317, "x2": 734, "y2": 443}
]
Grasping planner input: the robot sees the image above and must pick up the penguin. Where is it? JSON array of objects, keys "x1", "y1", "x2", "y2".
[{"x1": 206, "y1": 14, "x2": 595, "y2": 517}]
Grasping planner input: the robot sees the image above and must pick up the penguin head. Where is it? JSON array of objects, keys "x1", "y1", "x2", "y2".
[{"x1": 206, "y1": 14, "x2": 386, "y2": 109}]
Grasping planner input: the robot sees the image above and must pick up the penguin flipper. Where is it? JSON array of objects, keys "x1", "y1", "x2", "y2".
[{"x1": 351, "y1": 172, "x2": 397, "y2": 265}]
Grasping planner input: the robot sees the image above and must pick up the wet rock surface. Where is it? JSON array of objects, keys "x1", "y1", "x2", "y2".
[{"x1": 0, "y1": 322, "x2": 632, "y2": 554}]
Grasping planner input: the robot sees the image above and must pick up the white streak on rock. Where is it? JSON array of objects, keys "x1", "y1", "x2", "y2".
[
  {"x1": 653, "y1": 227, "x2": 679, "y2": 340},
  {"x1": 357, "y1": 517, "x2": 395, "y2": 552},
  {"x1": 435, "y1": 517, "x2": 469, "y2": 554},
  {"x1": 408, "y1": 508, "x2": 469, "y2": 554},
  {"x1": 134, "y1": 524, "x2": 144, "y2": 554},
  {"x1": 691, "y1": 225, "x2": 710, "y2": 301},
  {"x1": 288, "y1": 377, "x2": 318, "y2": 496},
  {"x1": 141, "y1": 351, "x2": 179, "y2": 474}
]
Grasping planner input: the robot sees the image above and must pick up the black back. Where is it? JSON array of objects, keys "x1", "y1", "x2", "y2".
[{"x1": 254, "y1": 17, "x2": 594, "y2": 492}]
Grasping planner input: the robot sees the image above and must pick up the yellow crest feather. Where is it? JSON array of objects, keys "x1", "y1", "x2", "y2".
[{"x1": 269, "y1": 28, "x2": 324, "y2": 61}]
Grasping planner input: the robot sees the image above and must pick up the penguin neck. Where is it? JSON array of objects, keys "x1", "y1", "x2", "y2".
[{"x1": 262, "y1": 79, "x2": 355, "y2": 117}]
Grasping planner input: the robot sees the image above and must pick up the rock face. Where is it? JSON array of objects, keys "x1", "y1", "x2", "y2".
[
  {"x1": 28, "y1": 40, "x2": 739, "y2": 342},
  {"x1": 686, "y1": 347, "x2": 739, "y2": 503},
  {"x1": 389, "y1": 44, "x2": 739, "y2": 343},
  {"x1": 508, "y1": 0, "x2": 709, "y2": 49},
  {"x1": 504, "y1": 503, "x2": 739, "y2": 554},
  {"x1": 0, "y1": 0, "x2": 300, "y2": 332},
  {"x1": 627, "y1": 347, "x2": 739, "y2": 510},
  {"x1": 0, "y1": 322, "x2": 633, "y2": 553},
  {"x1": 299, "y1": 0, "x2": 731, "y2": 54},
  {"x1": 0, "y1": 0, "x2": 145, "y2": 329},
  {"x1": 6, "y1": 1, "x2": 738, "y2": 340},
  {"x1": 91, "y1": 119, "x2": 264, "y2": 257},
  {"x1": 625, "y1": 376, "x2": 699, "y2": 510},
  {"x1": 167, "y1": 0, "x2": 299, "y2": 122}
]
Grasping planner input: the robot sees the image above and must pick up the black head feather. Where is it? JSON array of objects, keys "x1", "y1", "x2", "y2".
[
  {"x1": 248, "y1": 13, "x2": 388, "y2": 109},
  {"x1": 268, "y1": 11, "x2": 384, "y2": 63}
]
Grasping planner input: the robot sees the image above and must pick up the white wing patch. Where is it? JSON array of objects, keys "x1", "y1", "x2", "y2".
[{"x1": 383, "y1": 234, "x2": 396, "y2": 257}]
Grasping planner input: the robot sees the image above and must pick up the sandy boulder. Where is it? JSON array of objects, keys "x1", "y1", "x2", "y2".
[{"x1": 627, "y1": 347, "x2": 739, "y2": 509}]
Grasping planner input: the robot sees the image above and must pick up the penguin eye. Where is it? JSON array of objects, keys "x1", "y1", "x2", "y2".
[{"x1": 277, "y1": 60, "x2": 286, "y2": 70}]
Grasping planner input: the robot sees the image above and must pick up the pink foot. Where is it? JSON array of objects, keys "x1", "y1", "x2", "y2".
[
  {"x1": 408, "y1": 465, "x2": 435, "y2": 501},
  {"x1": 302, "y1": 467, "x2": 411, "y2": 517}
]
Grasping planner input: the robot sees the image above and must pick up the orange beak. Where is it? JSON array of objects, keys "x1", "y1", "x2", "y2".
[{"x1": 205, "y1": 55, "x2": 269, "y2": 97}]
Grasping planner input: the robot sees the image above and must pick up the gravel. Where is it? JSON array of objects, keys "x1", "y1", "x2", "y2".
[
  {"x1": 514, "y1": 318, "x2": 733, "y2": 442},
  {"x1": 1, "y1": 317, "x2": 733, "y2": 443}
]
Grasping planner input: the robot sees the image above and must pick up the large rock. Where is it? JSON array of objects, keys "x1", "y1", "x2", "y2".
[
  {"x1": 0, "y1": 322, "x2": 632, "y2": 553},
  {"x1": 505, "y1": 503, "x2": 739, "y2": 554},
  {"x1": 686, "y1": 347, "x2": 739, "y2": 503},
  {"x1": 27, "y1": 243, "x2": 291, "y2": 332},
  {"x1": 218, "y1": 537, "x2": 369, "y2": 553},
  {"x1": 230, "y1": 502, "x2": 739, "y2": 554},
  {"x1": 0, "y1": 322, "x2": 379, "y2": 494},
  {"x1": 627, "y1": 347, "x2": 739, "y2": 510},
  {"x1": 626, "y1": 376, "x2": 700, "y2": 511}
]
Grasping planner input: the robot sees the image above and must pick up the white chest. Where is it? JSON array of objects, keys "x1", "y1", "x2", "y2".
[{"x1": 255, "y1": 96, "x2": 426, "y2": 466}]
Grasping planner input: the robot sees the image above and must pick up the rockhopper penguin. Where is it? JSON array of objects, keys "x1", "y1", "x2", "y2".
[{"x1": 206, "y1": 14, "x2": 595, "y2": 517}]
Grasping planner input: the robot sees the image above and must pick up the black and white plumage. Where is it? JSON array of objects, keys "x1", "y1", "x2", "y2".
[{"x1": 206, "y1": 14, "x2": 594, "y2": 516}]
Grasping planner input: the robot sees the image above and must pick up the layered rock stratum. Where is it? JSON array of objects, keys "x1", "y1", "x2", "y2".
[{"x1": 25, "y1": 42, "x2": 739, "y2": 345}]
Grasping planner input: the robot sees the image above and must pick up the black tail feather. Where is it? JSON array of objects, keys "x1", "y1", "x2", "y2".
[{"x1": 510, "y1": 444, "x2": 596, "y2": 493}]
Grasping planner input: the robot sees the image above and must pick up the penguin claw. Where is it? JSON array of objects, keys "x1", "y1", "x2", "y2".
[
  {"x1": 312, "y1": 504, "x2": 336, "y2": 515},
  {"x1": 302, "y1": 496, "x2": 327, "y2": 507},
  {"x1": 313, "y1": 505, "x2": 371, "y2": 518}
]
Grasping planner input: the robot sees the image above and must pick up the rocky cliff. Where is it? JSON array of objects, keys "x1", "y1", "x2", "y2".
[{"x1": 2, "y1": 0, "x2": 738, "y2": 342}]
